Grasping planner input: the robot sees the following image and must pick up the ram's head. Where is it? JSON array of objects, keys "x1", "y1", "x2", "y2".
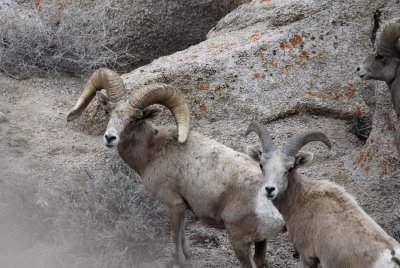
[
  {"x1": 356, "y1": 21, "x2": 400, "y2": 84},
  {"x1": 67, "y1": 68, "x2": 190, "y2": 146},
  {"x1": 246, "y1": 122, "x2": 331, "y2": 200}
]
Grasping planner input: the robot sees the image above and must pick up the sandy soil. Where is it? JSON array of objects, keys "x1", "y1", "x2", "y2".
[{"x1": 0, "y1": 73, "x2": 399, "y2": 268}]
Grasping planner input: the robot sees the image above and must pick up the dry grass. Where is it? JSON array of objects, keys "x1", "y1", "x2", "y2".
[
  {"x1": 1, "y1": 164, "x2": 169, "y2": 268},
  {"x1": 0, "y1": 1, "x2": 133, "y2": 79},
  {"x1": 43, "y1": 164, "x2": 169, "y2": 268}
]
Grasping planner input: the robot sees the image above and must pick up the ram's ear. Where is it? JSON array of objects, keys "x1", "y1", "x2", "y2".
[
  {"x1": 246, "y1": 145, "x2": 262, "y2": 162},
  {"x1": 294, "y1": 152, "x2": 314, "y2": 168},
  {"x1": 142, "y1": 108, "x2": 162, "y2": 121},
  {"x1": 96, "y1": 92, "x2": 109, "y2": 109}
]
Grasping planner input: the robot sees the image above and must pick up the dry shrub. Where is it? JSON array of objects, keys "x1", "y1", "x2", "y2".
[
  {"x1": 1, "y1": 158, "x2": 168, "y2": 267},
  {"x1": 0, "y1": 1, "x2": 133, "y2": 79},
  {"x1": 43, "y1": 161, "x2": 169, "y2": 267}
]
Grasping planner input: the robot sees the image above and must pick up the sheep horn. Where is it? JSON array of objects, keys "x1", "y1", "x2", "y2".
[
  {"x1": 129, "y1": 83, "x2": 190, "y2": 143},
  {"x1": 67, "y1": 68, "x2": 126, "y2": 122},
  {"x1": 377, "y1": 22, "x2": 400, "y2": 57},
  {"x1": 245, "y1": 122, "x2": 276, "y2": 153},
  {"x1": 282, "y1": 131, "x2": 331, "y2": 157}
]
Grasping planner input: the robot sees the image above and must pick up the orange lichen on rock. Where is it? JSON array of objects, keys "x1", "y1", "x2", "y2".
[
  {"x1": 280, "y1": 42, "x2": 288, "y2": 49},
  {"x1": 363, "y1": 165, "x2": 371, "y2": 173},
  {"x1": 346, "y1": 83, "x2": 356, "y2": 97},
  {"x1": 332, "y1": 91, "x2": 343, "y2": 101},
  {"x1": 199, "y1": 103, "x2": 208, "y2": 113},
  {"x1": 354, "y1": 105, "x2": 364, "y2": 117},
  {"x1": 196, "y1": 83, "x2": 210, "y2": 91},
  {"x1": 252, "y1": 73, "x2": 267, "y2": 80},
  {"x1": 284, "y1": 64, "x2": 292, "y2": 72},
  {"x1": 251, "y1": 31, "x2": 261, "y2": 42},
  {"x1": 299, "y1": 50, "x2": 309, "y2": 58},
  {"x1": 306, "y1": 89, "x2": 326, "y2": 100},
  {"x1": 380, "y1": 166, "x2": 389, "y2": 177},
  {"x1": 289, "y1": 34, "x2": 303, "y2": 47},
  {"x1": 33, "y1": 0, "x2": 42, "y2": 10},
  {"x1": 214, "y1": 86, "x2": 222, "y2": 95}
]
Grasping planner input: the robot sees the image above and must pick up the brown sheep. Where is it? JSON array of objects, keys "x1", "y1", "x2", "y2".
[
  {"x1": 67, "y1": 69, "x2": 285, "y2": 268},
  {"x1": 356, "y1": 20, "x2": 400, "y2": 157},
  {"x1": 246, "y1": 122, "x2": 400, "y2": 268}
]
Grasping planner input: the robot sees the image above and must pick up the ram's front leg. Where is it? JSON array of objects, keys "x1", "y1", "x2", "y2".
[
  {"x1": 230, "y1": 238, "x2": 257, "y2": 268},
  {"x1": 254, "y1": 239, "x2": 267, "y2": 267},
  {"x1": 226, "y1": 225, "x2": 257, "y2": 268}
]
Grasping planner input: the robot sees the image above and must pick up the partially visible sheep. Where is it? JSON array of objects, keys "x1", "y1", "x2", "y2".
[
  {"x1": 356, "y1": 20, "x2": 400, "y2": 156},
  {"x1": 66, "y1": 69, "x2": 285, "y2": 268},
  {"x1": 246, "y1": 122, "x2": 400, "y2": 268}
]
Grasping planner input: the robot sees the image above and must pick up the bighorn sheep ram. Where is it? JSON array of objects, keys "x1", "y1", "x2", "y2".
[
  {"x1": 67, "y1": 68, "x2": 284, "y2": 268},
  {"x1": 356, "y1": 20, "x2": 400, "y2": 156},
  {"x1": 245, "y1": 122, "x2": 400, "y2": 268}
]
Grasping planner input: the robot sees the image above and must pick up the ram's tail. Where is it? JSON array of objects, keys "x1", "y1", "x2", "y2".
[
  {"x1": 393, "y1": 256, "x2": 400, "y2": 266},
  {"x1": 392, "y1": 249, "x2": 400, "y2": 267}
]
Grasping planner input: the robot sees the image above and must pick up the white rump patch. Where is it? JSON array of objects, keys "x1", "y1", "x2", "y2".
[{"x1": 373, "y1": 249, "x2": 399, "y2": 268}]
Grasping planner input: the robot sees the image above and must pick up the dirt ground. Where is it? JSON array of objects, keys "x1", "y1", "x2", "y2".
[{"x1": 0, "y1": 73, "x2": 399, "y2": 268}]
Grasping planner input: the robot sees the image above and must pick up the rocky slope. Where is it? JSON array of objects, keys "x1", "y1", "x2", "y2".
[{"x1": 1, "y1": 0, "x2": 400, "y2": 267}]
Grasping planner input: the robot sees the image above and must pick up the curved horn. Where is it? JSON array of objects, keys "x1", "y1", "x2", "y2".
[
  {"x1": 377, "y1": 22, "x2": 400, "y2": 56},
  {"x1": 129, "y1": 83, "x2": 190, "y2": 143},
  {"x1": 245, "y1": 122, "x2": 276, "y2": 153},
  {"x1": 67, "y1": 68, "x2": 126, "y2": 122},
  {"x1": 283, "y1": 131, "x2": 331, "y2": 157}
]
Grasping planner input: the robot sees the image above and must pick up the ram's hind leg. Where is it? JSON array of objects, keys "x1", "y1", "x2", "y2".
[
  {"x1": 167, "y1": 199, "x2": 188, "y2": 267},
  {"x1": 180, "y1": 219, "x2": 191, "y2": 259},
  {"x1": 395, "y1": 120, "x2": 400, "y2": 159},
  {"x1": 254, "y1": 240, "x2": 267, "y2": 267}
]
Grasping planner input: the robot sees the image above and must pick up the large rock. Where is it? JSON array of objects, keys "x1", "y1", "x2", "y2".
[
  {"x1": 104, "y1": 0, "x2": 251, "y2": 68},
  {"x1": 123, "y1": 0, "x2": 374, "y2": 123},
  {"x1": 120, "y1": 0, "x2": 400, "y2": 175},
  {"x1": 42, "y1": 0, "x2": 250, "y2": 69}
]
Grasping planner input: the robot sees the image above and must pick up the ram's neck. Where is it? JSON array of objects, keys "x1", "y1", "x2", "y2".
[
  {"x1": 117, "y1": 122, "x2": 157, "y2": 176},
  {"x1": 273, "y1": 172, "x2": 311, "y2": 221}
]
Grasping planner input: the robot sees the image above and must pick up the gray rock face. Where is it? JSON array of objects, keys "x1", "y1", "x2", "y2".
[
  {"x1": 121, "y1": 0, "x2": 399, "y2": 175},
  {"x1": 124, "y1": 0, "x2": 373, "y2": 121},
  {"x1": 104, "y1": 0, "x2": 250, "y2": 68}
]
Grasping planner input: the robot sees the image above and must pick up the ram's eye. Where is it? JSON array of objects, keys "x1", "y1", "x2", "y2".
[{"x1": 375, "y1": 55, "x2": 384, "y2": 61}]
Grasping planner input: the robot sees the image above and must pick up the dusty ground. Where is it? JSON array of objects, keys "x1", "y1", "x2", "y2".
[{"x1": 0, "y1": 73, "x2": 399, "y2": 267}]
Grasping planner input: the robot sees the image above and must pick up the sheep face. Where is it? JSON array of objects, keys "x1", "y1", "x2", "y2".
[
  {"x1": 259, "y1": 151, "x2": 294, "y2": 200},
  {"x1": 97, "y1": 92, "x2": 161, "y2": 147},
  {"x1": 356, "y1": 53, "x2": 400, "y2": 83},
  {"x1": 248, "y1": 148, "x2": 314, "y2": 200}
]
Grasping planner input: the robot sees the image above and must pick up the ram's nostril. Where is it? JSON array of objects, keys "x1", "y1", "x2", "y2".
[
  {"x1": 105, "y1": 134, "x2": 116, "y2": 143},
  {"x1": 265, "y1": 187, "x2": 276, "y2": 194}
]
